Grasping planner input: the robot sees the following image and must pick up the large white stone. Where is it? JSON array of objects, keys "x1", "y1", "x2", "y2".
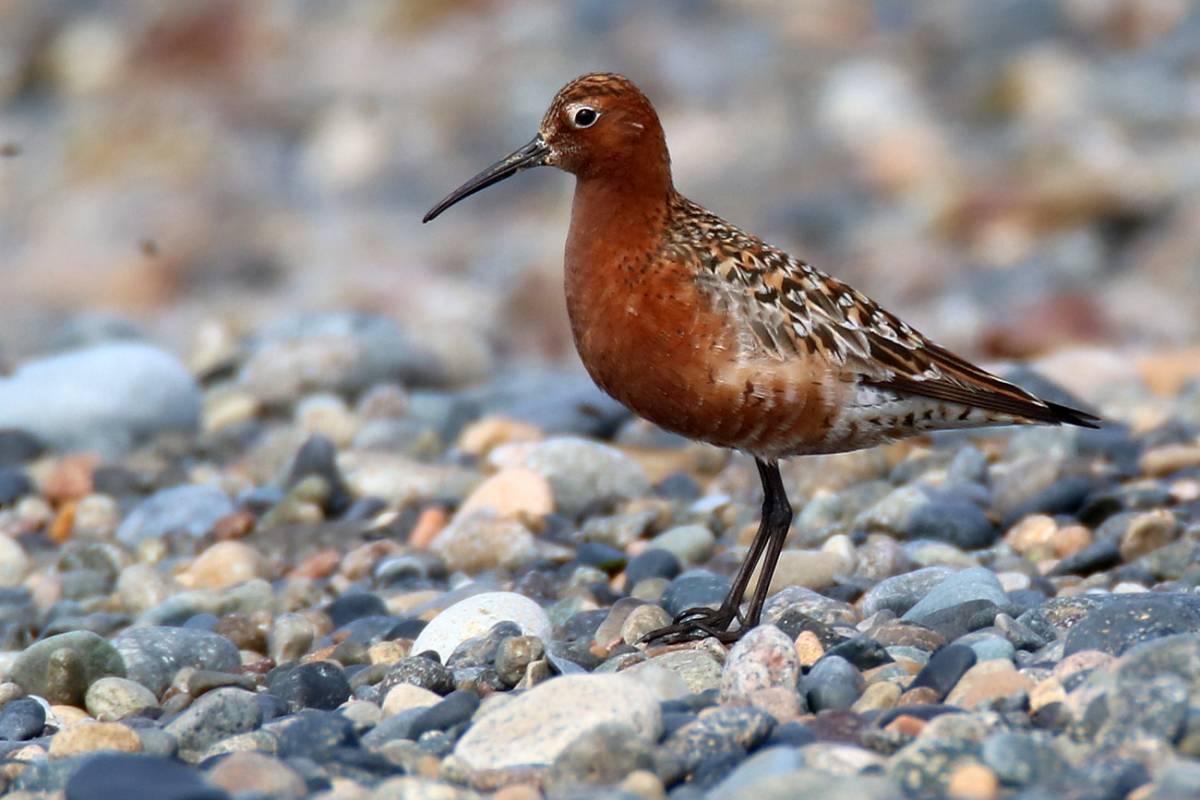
[
  {"x1": 454, "y1": 674, "x2": 662, "y2": 770},
  {"x1": 411, "y1": 591, "x2": 551, "y2": 662}
]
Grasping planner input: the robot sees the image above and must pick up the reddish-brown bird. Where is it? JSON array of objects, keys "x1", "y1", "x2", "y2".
[{"x1": 424, "y1": 73, "x2": 1100, "y2": 644}]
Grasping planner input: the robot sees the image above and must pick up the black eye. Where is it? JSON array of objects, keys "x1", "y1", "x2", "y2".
[{"x1": 573, "y1": 107, "x2": 598, "y2": 128}]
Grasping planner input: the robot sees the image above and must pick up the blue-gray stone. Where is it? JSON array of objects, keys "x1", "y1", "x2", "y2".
[
  {"x1": 113, "y1": 627, "x2": 240, "y2": 696},
  {"x1": 116, "y1": 485, "x2": 234, "y2": 546},
  {"x1": 902, "y1": 567, "x2": 1008, "y2": 623},
  {"x1": 804, "y1": 656, "x2": 864, "y2": 712},
  {"x1": 0, "y1": 698, "x2": 45, "y2": 741},
  {"x1": 0, "y1": 343, "x2": 200, "y2": 457},
  {"x1": 861, "y1": 567, "x2": 957, "y2": 617},
  {"x1": 65, "y1": 753, "x2": 228, "y2": 800}
]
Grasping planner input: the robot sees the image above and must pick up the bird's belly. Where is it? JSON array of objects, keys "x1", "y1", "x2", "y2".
[{"x1": 566, "y1": 277, "x2": 843, "y2": 458}]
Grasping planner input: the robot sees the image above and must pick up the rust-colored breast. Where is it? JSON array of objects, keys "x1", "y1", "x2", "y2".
[{"x1": 564, "y1": 244, "x2": 843, "y2": 458}]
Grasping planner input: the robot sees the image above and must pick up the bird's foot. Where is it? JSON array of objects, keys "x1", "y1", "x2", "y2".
[{"x1": 640, "y1": 606, "x2": 745, "y2": 645}]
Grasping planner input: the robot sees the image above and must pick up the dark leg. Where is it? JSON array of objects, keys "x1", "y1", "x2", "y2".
[{"x1": 642, "y1": 458, "x2": 793, "y2": 645}]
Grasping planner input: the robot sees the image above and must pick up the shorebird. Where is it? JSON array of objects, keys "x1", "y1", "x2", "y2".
[{"x1": 423, "y1": 73, "x2": 1100, "y2": 644}]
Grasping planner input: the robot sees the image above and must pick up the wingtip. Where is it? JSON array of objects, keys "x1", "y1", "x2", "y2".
[{"x1": 1044, "y1": 401, "x2": 1103, "y2": 429}]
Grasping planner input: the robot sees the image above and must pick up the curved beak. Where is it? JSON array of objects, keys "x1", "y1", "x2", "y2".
[{"x1": 422, "y1": 136, "x2": 550, "y2": 223}]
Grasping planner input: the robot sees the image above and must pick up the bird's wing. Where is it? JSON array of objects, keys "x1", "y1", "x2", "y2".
[{"x1": 691, "y1": 233, "x2": 1099, "y2": 429}]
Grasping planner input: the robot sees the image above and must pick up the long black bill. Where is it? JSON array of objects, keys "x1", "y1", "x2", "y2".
[{"x1": 422, "y1": 136, "x2": 550, "y2": 223}]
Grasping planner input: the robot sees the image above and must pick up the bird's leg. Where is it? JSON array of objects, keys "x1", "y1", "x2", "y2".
[{"x1": 642, "y1": 459, "x2": 793, "y2": 645}]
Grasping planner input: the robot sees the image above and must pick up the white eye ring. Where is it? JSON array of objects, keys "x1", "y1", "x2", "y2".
[{"x1": 571, "y1": 106, "x2": 599, "y2": 128}]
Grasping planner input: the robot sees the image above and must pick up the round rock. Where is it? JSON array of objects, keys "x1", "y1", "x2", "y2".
[{"x1": 412, "y1": 591, "x2": 551, "y2": 662}]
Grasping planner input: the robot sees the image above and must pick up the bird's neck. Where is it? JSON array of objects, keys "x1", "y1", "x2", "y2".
[{"x1": 564, "y1": 160, "x2": 674, "y2": 273}]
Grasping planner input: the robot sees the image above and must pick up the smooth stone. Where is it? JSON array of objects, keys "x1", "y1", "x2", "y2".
[
  {"x1": 164, "y1": 687, "x2": 263, "y2": 761},
  {"x1": 11, "y1": 631, "x2": 125, "y2": 705},
  {"x1": 953, "y1": 631, "x2": 1015, "y2": 663},
  {"x1": 0, "y1": 697, "x2": 45, "y2": 740},
  {"x1": 113, "y1": 627, "x2": 240, "y2": 696},
  {"x1": 619, "y1": 604, "x2": 673, "y2": 646},
  {"x1": 412, "y1": 592, "x2": 551, "y2": 662},
  {"x1": 85, "y1": 676, "x2": 159, "y2": 721},
  {"x1": 823, "y1": 636, "x2": 893, "y2": 670},
  {"x1": 546, "y1": 722, "x2": 655, "y2": 791},
  {"x1": 49, "y1": 720, "x2": 142, "y2": 756},
  {"x1": 980, "y1": 730, "x2": 1066, "y2": 788},
  {"x1": 265, "y1": 661, "x2": 351, "y2": 710},
  {"x1": 625, "y1": 548, "x2": 682, "y2": 585},
  {"x1": 407, "y1": 690, "x2": 480, "y2": 738},
  {"x1": 0, "y1": 468, "x2": 33, "y2": 506},
  {"x1": 64, "y1": 753, "x2": 229, "y2": 800},
  {"x1": 282, "y1": 434, "x2": 353, "y2": 516},
  {"x1": 749, "y1": 549, "x2": 847, "y2": 595},
  {"x1": 205, "y1": 751, "x2": 306, "y2": 798},
  {"x1": 1063, "y1": 593, "x2": 1200, "y2": 656},
  {"x1": 181, "y1": 541, "x2": 268, "y2": 590},
  {"x1": 619, "y1": 660, "x2": 690, "y2": 701},
  {"x1": 661, "y1": 572, "x2": 732, "y2": 617},
  {"x1": 908, "y1": 644, "x2": 977, "y2": 701},
  {"x1": 0, "y1": 343, "x2": 200, "y2": 457},
  {"x1": 381, "y1": 683, "x2": 441, "y2": 717},
  {"x1": 901, "y1": 501, "x2": 996, "y2": 549},
  {"x1": 453, "y1": 674, "x2": 661, "y2": 770},
  {"x1": 659, "y1": 706, "x2": 776, "y2": 783},
  {"x1": 0, "y1": 534, "x2": 29, "y2": 588},
  {"x1": 239, "y1": 312, "x2": 441, "y2": 403},
  {"x1": 944, "y1": 660, "x2": 1033, "y2": 709},
  {"x1": 271, "y1": 709, "x2": 355, "y2": 759},
  {"x1": 267, "y1": 612, "x2": 315, "y2": 664},
  {"x1": 116, "y1": 485, "x2": 235, "y2": 546},
  {"x1": 647, "y1": 525, "x2": 716, "y2": 565},
  {"x1": 455, "y1": 467, "x2": 554, "y2": 523},
  {"x1": 488, "y1": 437, "x2": 650, "y2": 517},
  {"x1": 430, "y1": 511, "x2": 537, "y2": 573},
  {"x1": 901, "y1": 567, "x2": 1007, "y2": 623},
  {"x1": 722, "y1": 625, "x2": 800, "y2": 702},
  {"x1": 629, "y1": 649, "x2": 723, "y2": 694},
  {"x1": 804, "y1": 656, "x2": 865, "y2": 712}
]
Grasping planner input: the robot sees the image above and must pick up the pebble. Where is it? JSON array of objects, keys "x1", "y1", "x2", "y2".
[
  {"x1": 381, "y1": 683, "x2": 441, "y2": 717},
  {"x1": 661, "y1": 572, "x2": 731, "y2": 617},
  {"x1": 860, "y1": 566, "x2": 957, "y2": 617},
  {"x1": 0, "y1": 343, "x2": 200, "y2": 457},
  {"x1": 11, "y1": 631, "x2": 125, "y2": 705},
  {"x1": 411, "y1": 592, "x2": 552, "y2": 662},
  {"x1": 455, "y1": 467, "x2": 554, "y2": 524},
  {"x1": 265, "y1": 661, "x2": 351, "y2": 710},
  {"x1": 908, "y1": 644, "x2": 977, "y2": 701},
  {"x1": 113, "y1": 627, "x2": 240, "y2": 697},
  {"x1": 627, "y1": 649, "x2": 723, "y2": 694},
  {"x1": 0, "y1": 697, "x2": 45, "y2": 741},
  {"x1": 115, "y1": 485, "x2": 235, "y2": 546},
  {"x1": 546, "y1": 721, "x2": 655, "y2": 791},
  {"x1": 901, "y1": 567, "x2": 1009, "y2": 623},
  {"x1": 163, "y1": 687, "x2": 262, "y2": 761},
  {"x1": 750, "y1": 549, "x2": 846, "y2": 594},
  {"x1": 84, "y1": 676, "x2": 158, "y2": 721},
  {"x1": 1063, "y1": 593, "x2": 1200, "y2": 656},
  {"x1": 804, "y1": 655, "x2": 865, "y2": 711},
  {"x1": 430, "y1": 511, "x2": 537, "y2": 573},
  {"x1": 625, "y1": 548, "x2": 682, "y2": 585},
  {"x1": 489, "y1": 437, "x2": 650, "y2": 516},
  {"x1": 945, "y1": 659, "x2": 1033, "y2": 709},
  {"x1": 721, "y1": 625, "x2": 800, "y2": 702},
  {"x1": 205, "y1": 751, "x2": 306, "y2": 797},
  {"x1": 647, "y1": 524, "x2": 716, "y2": 565},
  {"x1": 50, "y1": 721, "x2": 142, "y2": 757},
  {"x1": 65, "y1": 754, "x2": 227, "y2": 800},
  {"x1": 453, "y1": 674, "x2": 661, "y2": 769},
  {"x1": 180, "y1": 541, "x2": 268, "y2": 589}
]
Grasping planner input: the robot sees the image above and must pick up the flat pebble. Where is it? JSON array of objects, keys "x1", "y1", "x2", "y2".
[
  {"x1": 453, "y1": 674, "x2": 661, "y2": 770},
  {"x1": 50, "y1": 721, "x2": 142, "y2": 757},
  {"x1": 85, "y1": 676, "x2": 158, "y2": 721},
  {"x1": 901, "y1": 567, "x2": 1008, "y2": 623}
]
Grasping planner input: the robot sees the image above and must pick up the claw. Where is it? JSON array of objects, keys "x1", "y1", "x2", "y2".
[{"x1": 640, "y1": 606, "x2": 744, "y2": 645}]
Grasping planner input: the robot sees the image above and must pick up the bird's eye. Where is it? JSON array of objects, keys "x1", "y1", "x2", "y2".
[{"x1": 572, "y1": 107, "x2": 598, "y2": 128}]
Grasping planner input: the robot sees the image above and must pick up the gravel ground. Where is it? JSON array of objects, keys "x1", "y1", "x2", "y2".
[{"x1": 0, "y1": 324, "x2": 1197, "y2": 799}]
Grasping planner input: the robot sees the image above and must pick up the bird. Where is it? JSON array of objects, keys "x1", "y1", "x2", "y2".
[{"x1": 423, "y1": 73, "x2": 1100, "y2": 645}]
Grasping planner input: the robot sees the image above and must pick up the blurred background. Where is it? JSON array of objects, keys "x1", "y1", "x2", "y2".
[{"x1": 1, "y1": 0, "x2": 1198, "y2": 390}]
